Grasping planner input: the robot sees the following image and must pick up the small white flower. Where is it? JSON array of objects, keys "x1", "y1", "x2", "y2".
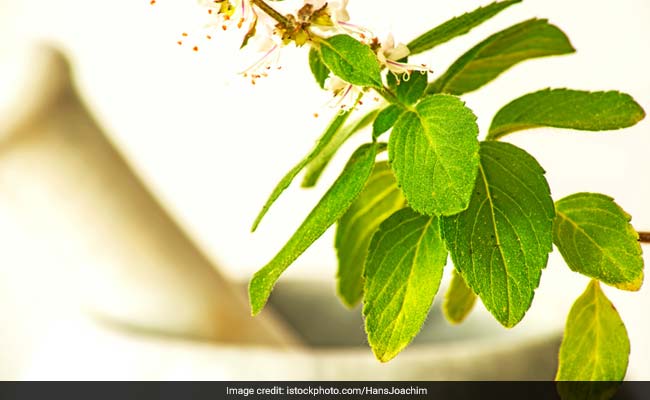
[
  {"x1": 377, "y1": 34, "x2": 431, "y2": 81},
  {"x1": 240, "y1": 19, "x2": 284, "y2": 84},
  {"x1": 186, "y1": 0, "x2": 283, "y2": 82},
  {"x1": 313, "y1": 0, "x2": 350, "y2": 23},
  {"x1": 178, "y1": 0, "x2": 260, "y2": 52},
  {"x1": 325, "y1": 76, "x2": 364, "y2": 110},
  {"x1": 304, "y1": 0, "x2": 372, "y2": 40}
]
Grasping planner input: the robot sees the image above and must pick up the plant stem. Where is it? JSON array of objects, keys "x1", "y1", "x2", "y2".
[
  {"x1": 639, "y1": 231, "x2": 650, "y2": 244},
  {"x1": 251, "y1": 0, "x2": 403, "y2": 109},
  {"x1": 251, "y1": 0, "x2": 291, "y2": 27}
]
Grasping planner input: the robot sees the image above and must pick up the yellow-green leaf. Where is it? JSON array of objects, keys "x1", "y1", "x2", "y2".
[
  {"x1": 372, "y1": 104, "x2": 403, "y2": 139},
  {"x1": 336, "y1": 162, "x2": 405, "y2": 307},
  {"x1": 251, "y1": 108, "x2": 352, "y2": 231},
  {"x1": 554, "y1": 193, "x2": 644, "y2": 291},
  {"x1": 488, "y1": 89, "x2": 646, "y2": 140},
  {"x1": 428, "y1": 19, "x2": 575, "y2": 95},
  {"x1": 302, "y1": 108, "x2": 378, "y2": 188},
  {"x1": 407, "y1": 0, "x2": 522, "y2": 55},
  {"x1": 557, "y1": 281, "x2": 629, "y2": 399},
  {"x1": 393, "y1": 71, "x2": 429, "y2": 105},
  {"x1": 308, "y1": 47, "x2": 330, "y2": 89},
  {"x1": 363, "y1": 208, "x2": 447, "y2": 362},
  {"x1": 443, "y1": 269, "x2": 477, "y2": 324},
  {"x1": 320, "y1": 34, "x2": 382, "y2": 89},
  {"x1": 389, "y1": 94, "x2": 479, "y2": 216},
  {"x1": 442, "y1": 141, "x2": 555, "y2": 327},
  {"x1": 249, "y1": 143, "x2": 378, "y2": 315}
]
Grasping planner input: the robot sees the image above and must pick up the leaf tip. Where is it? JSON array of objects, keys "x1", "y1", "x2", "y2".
[
  {"x1": 250, "y1": 219, "x2": 261, "y2": 233},
  {"x1": 248, "y1": 273, "x2": 271, "y2": 316},
  {"x1": 566, "y1": 39, "x2": 577, "y2": 54},
  {"x1": 613, "y1": 272, "x2": 644, "y2": 292},
  {"x1": 299, "y1": 181, "x2": 313, "y2": 189},
  {"x1": 249, "y1": 295, "x2": 264, "y2": 317},
  {"x1": 371, "y1": 347, "x2": 397, "y2": 363},
  {"x1": 442, "y1": 312, "x2": 463, "y2": 325},
  {"x1": 249, "y1": 301, "x2": 265, "y2": 316},
  {"x1": 249, "y1": 298, "x2": 263, "y2": 316},
  {"x1": 251, "y1": 207, "x2": 267, "y2": 232},
  {"x1": 502, "y1": 320, "x2": 517, "y2": 329},
  {"x1": 494, "y1": 308, "x2": 524, "y2": 329},
  {"x1": 631, "y1": 97, "x2": 646, "y2": 123},
  {"x1": 337, "y1": 290, "x2": 360, "y2": 309},
  {"x1": 377, "y1": 355, "x2": 394, "y2": 363},
  {"x1": 250, "y1": 306, "x2": 260, "y2": 317}
]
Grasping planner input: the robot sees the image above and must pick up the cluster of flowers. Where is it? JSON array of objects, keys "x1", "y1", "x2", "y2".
[{"x1": 166, "y1": 0, "x2": 431, "y2": 108}]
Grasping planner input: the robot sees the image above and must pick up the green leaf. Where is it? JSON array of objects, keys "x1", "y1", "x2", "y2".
[
  {"x1": 389, "y1": 94, "x2": 479, "y2": 216},
  {"x1": 443, "y1": 269, "x2": 477, "y2": 324},
  {"x1": 554, "y1": 193, "x2": 644, "y2": 291},
  {"x1": 309, "y1": 47, "x2": 330, "y2": 89},
  {"x1": 386, "y1": 64, "x2": 404, "y2": 92},
  {"x1": 373, "y1": 104, "x2": 403, "y2": 139},
  {"x1": 251, "y1": 108, "x2": 352, "y2": 231},
  {"x1": 320, "y1": 34, "x2": 383, "y2": 89},
  {"x1": 427, "y1": 19, "x2": 575, "y2": 95},
  {"x1": 302, "y1": 108, "x2": 379, "y2": 188},
  {"x1": 487, "y1": 89, "x2": 646, "y2": 140},
  {"x1": 442, "y1": 141, "x2": 555, "y2": 327},
  {"x1": 556, "y1": 281, "x2": 629, "y2": 391},
  {"x1": 249, "y1": 143, "x2": 378, "y2": 315},
  {"x1": 363, "y1": 208, "x2": 447, "y2": 362},
  {"x1": 407, "y1": 0, "x2": 522, "y2": 55},
  {"x1": 336, "y1": 162, "x2": 405, "y2": 307},
  {"x1": 393, "y1": 71, "x2": 429, "y2": 105}
]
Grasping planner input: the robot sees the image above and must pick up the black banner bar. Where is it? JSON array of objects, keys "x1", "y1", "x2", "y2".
[{"x1": 1, "y1": 381, "x2": 648, "y2": 400}]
